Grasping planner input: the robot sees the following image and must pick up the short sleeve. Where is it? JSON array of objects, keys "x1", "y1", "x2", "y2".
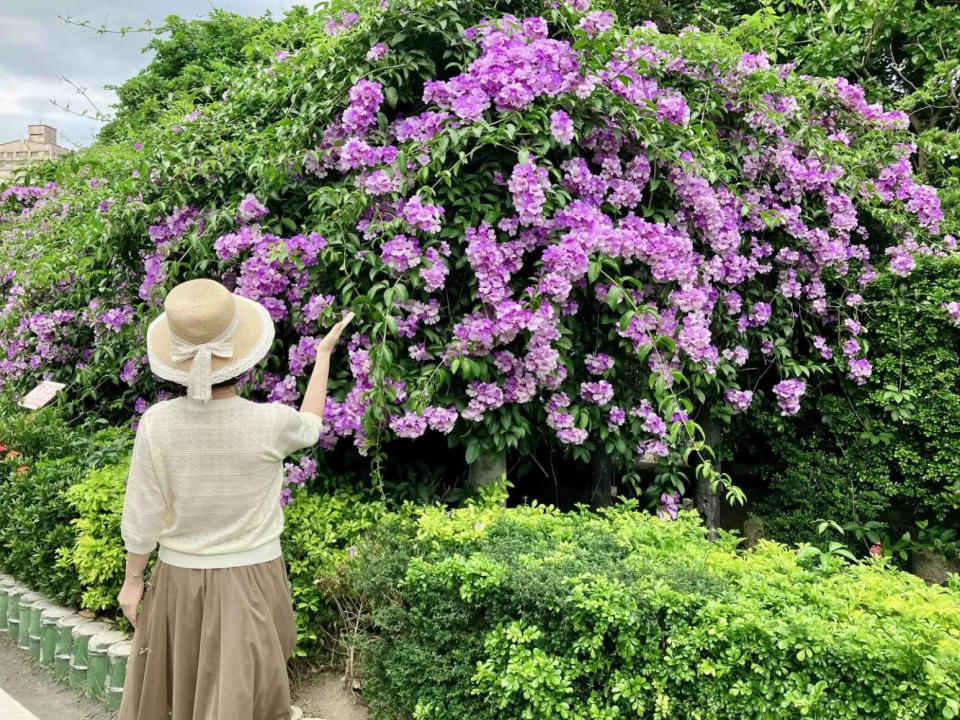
[
  {"x1": 271, "y1": 403, "x2": 325, "y2": 458},
  {"x1": 121, "y1": 412, "x2": 166, "y2": 554}
]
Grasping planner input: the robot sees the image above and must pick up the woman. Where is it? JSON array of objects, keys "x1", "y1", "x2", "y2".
[{"x1": 116, "y1": 277, "x2": 354, "y2": 720}]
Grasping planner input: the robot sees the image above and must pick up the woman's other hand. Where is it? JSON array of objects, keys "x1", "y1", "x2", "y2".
[
  {"x1": 316, "y1": 311, "x2": 355, "y2": 355},
  {"x1": 118, "y1": 577, "x2": 145, "y2": 629}
]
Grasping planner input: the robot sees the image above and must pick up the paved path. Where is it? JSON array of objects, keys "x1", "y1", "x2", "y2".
[
  {"x1": 0, "y1": 688, "x2": 42, "y2": 720},
  {"x1": 0, "y1": 636, "x2": 112, "y2": 720}
]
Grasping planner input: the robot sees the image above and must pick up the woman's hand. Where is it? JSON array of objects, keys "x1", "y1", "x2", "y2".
[
  {"x1": 118, "y1": 577, "x2": 145, "y2": 629},
  {"x1": 316, "y1": 311, "x2": 355, "y2": 355}
]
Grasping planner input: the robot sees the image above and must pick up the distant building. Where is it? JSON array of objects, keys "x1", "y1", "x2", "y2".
[{"x1": 0, "y1": 125, "x2": 72, "y2": 184}]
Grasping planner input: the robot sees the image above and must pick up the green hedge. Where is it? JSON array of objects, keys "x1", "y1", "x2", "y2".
[
  {"x1": 343, "y1": 495, "x2": 960, "y2": 720},
  {"x1": 0, "y1": 397, "x2": 131, "y2": 606}
]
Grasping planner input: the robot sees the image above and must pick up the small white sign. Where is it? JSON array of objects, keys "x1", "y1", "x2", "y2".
[{"x1": 18, "y1": 380, "x2": 66, "y2": 410}]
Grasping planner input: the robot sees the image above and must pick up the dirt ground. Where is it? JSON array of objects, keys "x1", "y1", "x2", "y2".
[
  {"x1": 290, "y1": 665, "x2": 369, "y2": 720},
  {"x1": 0, "y1": 635, "x2": 113, "y2": 720}
]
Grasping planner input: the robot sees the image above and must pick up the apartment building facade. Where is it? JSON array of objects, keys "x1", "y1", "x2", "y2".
[{"x1": 0, "y1": 125, "x2": 72, "y2": 184}]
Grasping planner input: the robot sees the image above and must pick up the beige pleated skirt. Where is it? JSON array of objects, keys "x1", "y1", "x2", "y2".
[{"x1": 117, "y1": 555, "x2": 298, "y2": 720}]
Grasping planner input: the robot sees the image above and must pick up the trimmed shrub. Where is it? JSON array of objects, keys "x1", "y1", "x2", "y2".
[
  {"x1": 343, "y1": 497, "x2": 960, "y2": 719},
  {"x1": 0, "y1": 455, "x2": 87, "y2": 606},
  {"x1": 281, "y1": 486, "x2": 387, "y2": 658},
  {"x1": 59, "y1": 461, "x2": 130, "y2": 614}
]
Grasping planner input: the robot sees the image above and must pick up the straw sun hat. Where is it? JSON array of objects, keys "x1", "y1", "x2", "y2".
[{"x1": 146, "y1": 278, "x2": 275, "y2": 402}]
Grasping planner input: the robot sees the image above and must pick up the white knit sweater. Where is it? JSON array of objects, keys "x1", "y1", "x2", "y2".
[{"x1": 120, "y1": 395, "x2": 325, "y2": 568}]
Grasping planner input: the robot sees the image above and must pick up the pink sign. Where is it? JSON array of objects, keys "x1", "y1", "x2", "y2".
[{"x1": 18, "y1": 380, "x2": 66, "y2": 410}]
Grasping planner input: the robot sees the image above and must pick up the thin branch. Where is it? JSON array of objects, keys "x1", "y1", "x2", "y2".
[
  {"x1": 48, "y1": 99, "x2": 109, "y2": 124},
  {"x1": 57, "y1": 14, "x2": 161, "y2": 37},
  {"x1": 59, "y1": 75, "x2": 104, "y2": 116},
  {"x1": 861, "y1": 0, "x2": 900, "y2": 73}
]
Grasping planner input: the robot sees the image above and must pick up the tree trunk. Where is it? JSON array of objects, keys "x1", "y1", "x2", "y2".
[
  {"x1": 590, "y1": 451, "x2": 615, "y2": 508},
  {"x1": 696, "y1": 418, "x2": 722, "y2": 541},
  {"x1": 468, "y1": 450, "x2": 507, "y2": 505}
]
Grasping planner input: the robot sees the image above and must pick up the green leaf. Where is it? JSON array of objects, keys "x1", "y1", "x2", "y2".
[{"x1": 384, "y1": 86, "x2": 399, "y2": 109}]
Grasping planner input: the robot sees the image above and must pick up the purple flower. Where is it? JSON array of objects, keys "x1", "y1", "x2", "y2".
[
  {"x1": 842, "y1": 338, "x2": 860, "y2": 357},
  {"x1": 402, "y1": 195, "x2": 445, "y2": 233},
  {"x1": 557, "y1": 427, "x2": 589, "y2": 444},
  {"x1": 725, "y1": 389, "x2": 753, "y2": 412},
  {"x1": 888, "y1": 251, "x2": 915, "y2": 277},
  {"x1": 578, "y1": 11, "x2": 614, "y2": 37},
  {"x1": 238, "y1": 193, "x2": 269, "y2": 223},
  {"x1": 812, "y1": 335, "x2": 834, "y2": 360},
  {"x1": 607, "y1": 405, "x2": 626, "y2": 429},
  {"x1": 580, "y1": 380, "x2": 614, "y2": 405},
  {"x1": 943, "y1": 302, "x2": 960, "y2": 327},
  {"x1": 366, "y1": 43, "x2": 389, "y2": 61},
  {"x1": 772, "y1": 379, "x2": 806, "y2": 416},
  {"x1": 509, "y1": 160, "x2": 550, "y2": 225},
  {"x1": 390, "y1": 411, "x2": 428, "y2": 438},
  {"x1": 585, "y1": 353, "x2": 614, "y2": 374},
  {"x1": 749, "y1": 302, "x2": 772, "y2": 327},
  {"x1": 848, "y1": 358, "x2": 872, "y2": 385},
  {"x1": 658, "y1": 492, "x2": 680, "y2": 521},
  {"x1": 656, "y1": 92, "x2": 690, "y2": 127},
  {"x1": 550, "y1": 110, "x2": 574, "y2": 145},
  {"x1": 722, "y1": 346, "x2": 749, "y2": 367},
  {"x1": 423, "y1": 406, "x2": 458, "y2": 433},
  {"x1": 381, "y1": 234, "x2": 421, "y2": 271}
]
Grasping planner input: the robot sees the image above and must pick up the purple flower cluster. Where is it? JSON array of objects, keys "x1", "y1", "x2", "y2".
[
  {"x1": 343, "y1": 80, "x2": 385, "y2": 134},
  {"x1": 366, "y1": 43, "x2": 388, "y2": 61},
  {"x1": 772, "y1": 379, "x2": 806, "y2": 416},
  {"x1": 550, "y1": 110, "x2": 574, "y2": 146},
  {"x1": 325, "y1": 10, "x2": 359, "y2": 34},
  {"x1": 658, "y1": 492, "x2": 680, "y2": 520},
  {"x1": 423, "y1": 16, "x2": 581, "y2": 122},
  {"x1": 725, "y1": 389, "x2": 753, "y2": 412},
  {"x1": 944, "y1": 301, "x2": 960, "y2": 327},
  {"x1": 508, "y1": 161, "x2": 550, "y2": 225},
  {"x1": 382, "y1": 234, "x2": 421, "y2": 271},
  {"x1": 402, "y1": 195, "x2": 444, "y2": 233},
  {"x1": 581, "y1": 380, "x2": 614, "y2": 405},
  {"x1": 3, "y1": 8, "x2": 954, "y2": 479},
  {"x1": 280, "y1": 455, "x2": 318, "y2": 506},
  {"x1": 585, "y1": 353, "x2": 613, "y2": 374},
  {"x1": 238, "y1": 194, "x2": 269, "y2": 223},
  {"x1": 578, "y1": 11, "x2": 615, "y2": 37}
]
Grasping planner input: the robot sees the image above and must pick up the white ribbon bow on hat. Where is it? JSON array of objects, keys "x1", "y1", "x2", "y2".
[{"x1": 168, "y1": 312, "x2": 240, "y2": 402}]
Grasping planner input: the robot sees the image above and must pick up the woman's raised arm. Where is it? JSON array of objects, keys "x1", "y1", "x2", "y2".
[{"x1": 299, "y1": 311, "x2": 355, "y2": 417}]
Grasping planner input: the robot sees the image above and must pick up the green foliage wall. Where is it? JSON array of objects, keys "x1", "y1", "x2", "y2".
[{"x1": 746, "y1": 255, "x2": 960, "y2": 556}]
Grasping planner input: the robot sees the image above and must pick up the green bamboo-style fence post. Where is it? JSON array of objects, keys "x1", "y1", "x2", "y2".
[
  {"x1": 69, "y1": 621, "x2": 113, "y2": 689},
  {"x1": 27, "y1": 599, "x2": 55, "y2": 660},
  {"x1": 54, "y1": 614, "x2": 88, "y2": 681},
  {"x1": 105, "y1": 640, "x2": 132, "y2": 711},
  {"x1": 86, "y1": 631, "x2": 126, "y2": 699},
  {"x1": 5, "y1": 585, "x2": 29, "y2": 638},
  {"x1": 39, "y1": 608, "x2": 75, "y2": 666},
  {"x1": 0, "y1": 575, "x2": 16, "y2": 633}
]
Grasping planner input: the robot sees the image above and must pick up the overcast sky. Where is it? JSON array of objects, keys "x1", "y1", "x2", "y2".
[{"x1": 0, "y1": 1, "x2": 302, "y2": 148}]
